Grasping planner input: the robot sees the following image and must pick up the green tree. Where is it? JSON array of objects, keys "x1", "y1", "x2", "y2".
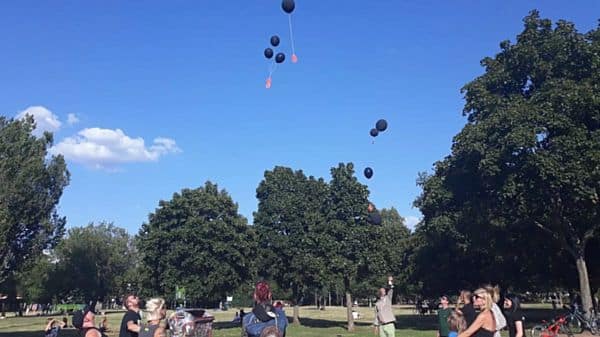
[
  {"x1": 254, "y1": 166, "x2": 328, "y2": 325},
  {"x1": 137, "y1": 182, "x2": 256, "y2": 305},
  {"x1": 14, "y1": 255, "x2": 58, "y2": 304},
  {"x1": 320, "y1": 163, "x2": 375, "y2": 331},
  {"x1": 0, "y1": 116, "x2": 69, "y2": 283},
  {"x1": 52, "y1": 222, "x2": 136, "y2": 302},
  {"x1": 378, "y1": 208, "x2": 412, "y2": 297},
  {"x1": 414, "y1": 11, "x2": 600, "y2": 312}
]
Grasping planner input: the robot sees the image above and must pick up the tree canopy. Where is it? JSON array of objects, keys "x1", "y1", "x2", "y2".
[
  {"x1": 254, "y1": 166, "x2": 329, "y2": 324},
  {"x1": 136, "y1": 182, "x2": 257, "y2": 305},
  {"x1": 413, "y1": 10, "x2": 600, "y2": 310},
  {"x1": 52, "y1": 222, "x2": 136, "y2": 302},
  {"x1": 0, "y1": 116, "x2": 69, "y2": 283}
]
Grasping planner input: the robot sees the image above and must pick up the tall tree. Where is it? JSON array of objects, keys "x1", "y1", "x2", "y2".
[
  {"x1": 415, "y1": 11, "x2": 600, "y2": 313},
  {"x1": 52, "y1": 222, "x2": 136, "y2": 302},
  {"x1": 14, "y1": 255, "x2": 58, "y2": 304},
  {"x1": 254, "y1": 166, "x2": 328, "y2": 325},
  {"x1": 320, "y1": 163, "x2": 375, "y2": 332},
  {"x1": 137, "y1": 182, "x2": 256, "y2": 305},
  {"x1": 378, "y1": 208, "x2": 412, "y2": 297},
  {"x1": 0, "y1": 115, "x2": 69, "y2": 283}
]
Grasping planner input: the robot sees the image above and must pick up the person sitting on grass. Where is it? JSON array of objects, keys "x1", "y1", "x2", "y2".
[
  {"x1": 242, "y1": 281, "x2": 288, "y2": 337},
  {"x1": 45, "y1": 317, "x2": 66, "y2": 337}
]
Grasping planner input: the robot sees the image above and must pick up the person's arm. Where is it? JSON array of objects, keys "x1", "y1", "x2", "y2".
[
  {"x1": 373, "y1": 305, "x2": 382, "y2": 334},
  {"x1": 515, "y1": 321, "x2": 523, "y2": 337},
  {"x1": 127, "y1": 320, "x2": 141, "y2": 333},
  {"x1": 386, "y1": 276, "x2": 394, "y2": 300},
  {"x1": 458, "y1": 312, "x2": 486, "y2": 337},
  {"x1": 154, "y1": 326, "x2": 167, "y2": 337},
  {"x1": 45, "y1": 320, "x2": 54, "y2": 332}
]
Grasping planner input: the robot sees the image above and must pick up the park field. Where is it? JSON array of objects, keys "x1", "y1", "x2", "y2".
[{"x1": 0, "y1": 303, "x2": 572, "y2": 337}]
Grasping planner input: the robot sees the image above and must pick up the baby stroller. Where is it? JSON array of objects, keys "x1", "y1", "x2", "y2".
[{"x1": 167, "y1": 308, "x2": 214, "y2": 337}]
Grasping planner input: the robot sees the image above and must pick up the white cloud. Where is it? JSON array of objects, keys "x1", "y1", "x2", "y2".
[
  {"x1": 16, "y1": 106, "x2": 62, "y2": 137},
  {"x1": 67, "y1": 113, "x2": 79, "y2": 125},
  {"x1": 50, "y1": 127, "x2": 182, "y2": 169},
  {"x1": 405, "y1": 216, "x2": 421, "y2": 230}
]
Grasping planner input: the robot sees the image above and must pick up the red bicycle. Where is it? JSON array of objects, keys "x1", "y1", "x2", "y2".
[{"x1": 530, "y1": 314, "x2": 574, "y2": 337}]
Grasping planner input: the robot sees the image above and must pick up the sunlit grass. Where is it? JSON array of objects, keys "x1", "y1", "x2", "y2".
[{"x1": 0, "y1": 303, "x2": 557, "y2": 337}]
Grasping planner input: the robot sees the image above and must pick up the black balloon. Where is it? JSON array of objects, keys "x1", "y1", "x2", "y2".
[
  {"x1": 270, "y1": 35, "x2": 280, "y2": 47},
  {"x1": 370, "y1": 128, "x2": 379, "y2": 137},
  {"x1": 376, "y1": 119, "x2": 388, "y2": 132},
  {"x1": 368, "y1": 212, "x2": 382, "y2": 225},
  {"x1": 282, "y1": 0, "x2": 295, "y2": 14},
  {"x1": 264, "y1": 48, "x2": 274, "y2": 59},
  {"x1": 275, "y1": 52, "x2": 285, "y2": 63},
  {"x1": 364, "y1": 167, "x2": 373, "y2": 179}
]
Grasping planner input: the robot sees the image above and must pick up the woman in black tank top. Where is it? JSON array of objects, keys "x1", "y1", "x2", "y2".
[
  {"x1": 458, "y1": 289, "x2": 496, "y2": 337},
  {"x1": 140, "y1": 298, "x2": 167, "y2": 337}
]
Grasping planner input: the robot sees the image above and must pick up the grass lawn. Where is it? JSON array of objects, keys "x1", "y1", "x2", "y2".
[{"x1": 0, "y1": 304, "x2": 565, "y2": 337}]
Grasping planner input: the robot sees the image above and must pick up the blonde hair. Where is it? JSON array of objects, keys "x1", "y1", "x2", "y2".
[
  {"x1": 483, "y1": 284, "x2": 501, "y2": 303},
  {"x1": 145, "y1": 298, "x2": 166, "y2": 321},
  {"x1": 473, "y1": 288, "x2": 493, "y2": 311},
  {"x1": 448, "y1": 311, "x2": 467, "y2": 332}
]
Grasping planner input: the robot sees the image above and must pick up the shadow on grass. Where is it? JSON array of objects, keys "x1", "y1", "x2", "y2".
[
  {"x1": 211, "y1": 307, "x2": 568, "y2": 331},
  {"x1": 213, "y1": 320, "x2": 243, "y2": 329},
  {"x1": 395, "y1": 314, "x2": 438, "y2": 330},
  {"x1": 0, "y1": 330, "x2": 81, "y2": 337}
]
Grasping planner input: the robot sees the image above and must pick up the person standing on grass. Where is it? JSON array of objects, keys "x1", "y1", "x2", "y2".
[
  {"x1": 456, "y1": 290, "x2": 477, "y2": 327},
  {"x1": 374, "y1": 276, "x2": 396, "y2": 337},
  {"x1": 120, "y1": 294, "x2": 142, "y2": 337},
  {"x1": 139, "y1": 298, "x2": 167, "y2": 337},
  {"x1": 503, "y1": 294, "x2": 524, "y2": 337},
  {"x1": 458, "y1": 288, "x2": 496, "y2": 337},
  {"x1": 448, "y1": 310, "x2": 467, "y2": 337},
  {"x1": 437, "y1": 295, "x2": 453, "y2": 337}
]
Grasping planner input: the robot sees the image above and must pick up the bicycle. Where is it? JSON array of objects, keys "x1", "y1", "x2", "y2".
[
  {"x1": 564, "y1": 305, "x2": 599, "y2": 335},
  {"x1": 530, "y1": 314, "x2": 573, "y2": 337}
]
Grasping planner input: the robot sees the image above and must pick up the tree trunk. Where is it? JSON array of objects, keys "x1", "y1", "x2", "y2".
[
  {"x1": 346, "y1": 291, "x2": 354, "y2": 331},
  {"x1": 292, "y1": 304, "x2": 300, "y2": 325},
  {"x1": 576, "y1": 256, "x2": 593, "y2": 319}
]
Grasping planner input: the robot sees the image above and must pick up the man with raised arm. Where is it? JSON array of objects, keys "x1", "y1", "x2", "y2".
[{"x1": 374, "y1": 276, "x2": 396, "y2": 337}]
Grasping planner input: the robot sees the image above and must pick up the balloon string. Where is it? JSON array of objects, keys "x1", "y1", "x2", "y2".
[
  {"x1": 268, "y1": 60, "x2": 277, "y2": 77},
  {"x1": 288, "y1": 14, "x2": 296, "y2": 56},
  {"x1": 271, "y1": 62, "x2": 279, "y2": 76}
]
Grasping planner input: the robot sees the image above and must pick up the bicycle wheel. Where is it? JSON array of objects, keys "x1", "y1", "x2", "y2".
[
  {"x1": 590, "y1": 318, "x2": 599, "y2": 335},
  {"x1": 531, "y1": 325, "x2": 544, "y2": 337},
  {"x1": 560, "y1": 324, "x2": 575, "y2": 337},
  {"x1": 566, "y1": 315, "x2": 584, "y2": 334}
]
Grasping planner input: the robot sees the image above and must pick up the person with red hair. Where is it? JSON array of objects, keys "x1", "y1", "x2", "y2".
[{"x1": 242, "y1": 281, "x2": 288, "y2": 337}]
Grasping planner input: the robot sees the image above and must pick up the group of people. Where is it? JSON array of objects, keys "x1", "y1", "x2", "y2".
[
  {"x1": 50, "y1": 293, "x2": 167, "y2": 337},
  {"x1": 439, "y1": 287, "x2": 524, "y2": 337},
  {"x1": 372, "y1": 280, "x2": 524, "y2": 337},
  {"x1": 48, "y1": 281, "x2": 288, "y2": 337}
]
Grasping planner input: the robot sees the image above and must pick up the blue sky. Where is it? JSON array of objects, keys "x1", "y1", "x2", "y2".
[{"x1": 1, "y1": 1, "x2": 598, "y2": 234}]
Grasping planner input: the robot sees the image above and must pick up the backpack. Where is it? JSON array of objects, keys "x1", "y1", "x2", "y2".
[{"x1": 243, "y1": 308, "x2": 287, "y2": 337}]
